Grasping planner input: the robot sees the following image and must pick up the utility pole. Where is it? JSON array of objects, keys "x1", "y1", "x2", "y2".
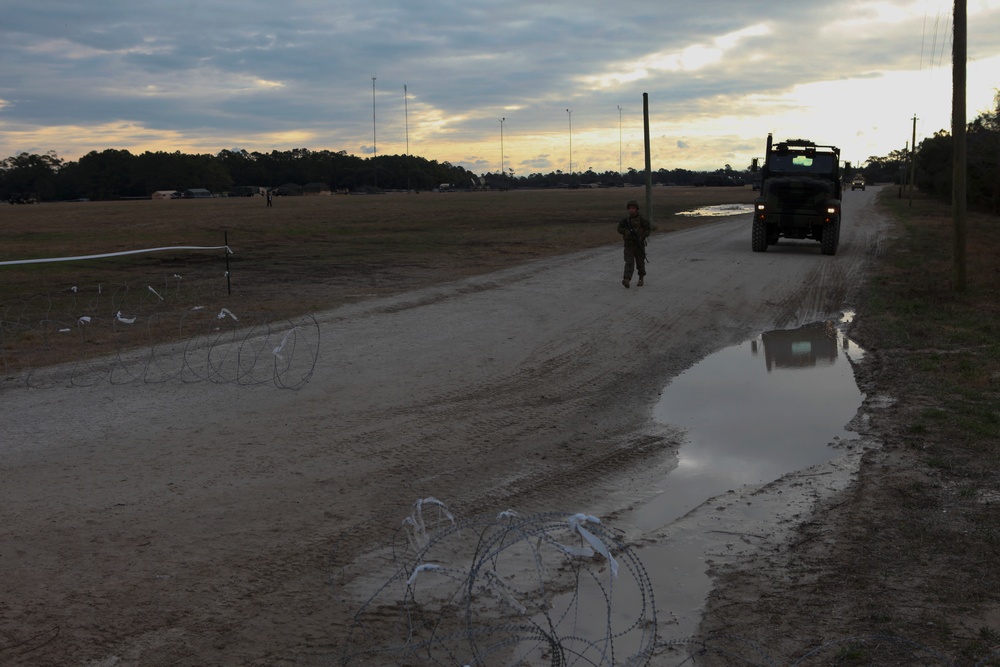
[
  {"x1": 953, "y1": 0, "x2": 967, "y2": 291},
  {"x1": 643, "y1": 93, "x2": 652, "y2": 225},
  {"x1": 404, "y1": 84, "x2": 410, "y2": 192},
  {"x1": 909, "y1": 114, "x2": 918, "y2": 206},
  {"x1": 371, "y1": 76, "x2": 378, "y2": 190},
  {"x1": 499, "y1": 117, "x2": 505, "y2": 180},
  {"x1": 617, "y1": 105, "x2": 623, "y2": 179},
  {"x1": 565, "y1": 108, "x2": 573, "y2": 176}
]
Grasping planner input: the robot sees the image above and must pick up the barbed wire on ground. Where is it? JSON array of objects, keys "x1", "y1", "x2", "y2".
[
  {"x1": 0, "y1": 270, "x2": 319, "y2": 390},
  {"x1": 329, "y1": 500, "x2": 1000, "y2": 667},
  {"x1": 330, "y1": 500, "x2": 658, "y2": 666}
]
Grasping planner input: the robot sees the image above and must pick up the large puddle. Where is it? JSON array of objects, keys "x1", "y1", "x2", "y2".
[
  {"x1": 635, "y1": 315, "x2": 864, "y2": 530},
  {"x1": 347, "y1": 316, "x2": 869, "y2": 662},
  {"x1": 611, "y1": 314, "x2": 866, "y2": 641}
]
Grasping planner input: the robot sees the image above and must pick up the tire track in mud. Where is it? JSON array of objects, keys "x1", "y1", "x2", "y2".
[
  {"x1": 768, "y1": 192, "x2": 890, "y2": 328},
  {"x1": 307, "y1": 289, "x2": 690, "y2": 522},
  {"x1": 316, "y1": 319, "x2": 644, "y2": 490}
]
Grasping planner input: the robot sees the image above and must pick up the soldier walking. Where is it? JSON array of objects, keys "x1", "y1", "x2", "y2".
[{"x1": 617, "y1": 199, "x2": 650, "y2": 288}]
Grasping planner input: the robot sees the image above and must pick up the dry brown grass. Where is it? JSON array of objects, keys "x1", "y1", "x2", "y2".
[{"x1": 1, "y1": 187, "x2": 753, "y2": 372}]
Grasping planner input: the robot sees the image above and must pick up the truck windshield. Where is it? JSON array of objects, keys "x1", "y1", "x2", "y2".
[{"x1": 770, "y1": 153, "x2": 835, "y2": 174}]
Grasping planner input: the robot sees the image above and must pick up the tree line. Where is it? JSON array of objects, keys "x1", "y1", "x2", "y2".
[
  {"x1": 860, "y1": 93, "x2": 1000, "y2": 215},
  {"x1": 0, "y1": 144, "x2": 756, "y2": 203},
  {"x1": 2, "y1": 94, "x2": 997, "y2": 212}
]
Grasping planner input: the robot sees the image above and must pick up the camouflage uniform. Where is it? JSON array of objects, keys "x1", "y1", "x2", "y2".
[{"x1": 617, "y1": 200, "x2": 650, "y2": 288}]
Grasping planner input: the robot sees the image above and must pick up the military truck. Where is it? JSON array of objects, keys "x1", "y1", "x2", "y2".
[{"x1": 751, "y1": 135, "x2": 842, "y2": 255}]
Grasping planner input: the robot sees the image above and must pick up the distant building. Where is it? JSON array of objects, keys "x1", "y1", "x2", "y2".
[
  {"x1": 231, "y1": 185, "x2": 266, "y2": 197},
  {"x1": 152, "y1": 190, "x2": 178, "y2": 200},
  {"x1": 183, "y1": 188, "x2": 213, "y2": 198},
  {"x1": 274, "y1": 183, "x2": 303, "y2": 196},
  {"x1": 303, "y1": 182, "x2": 332, "y2": 196}
]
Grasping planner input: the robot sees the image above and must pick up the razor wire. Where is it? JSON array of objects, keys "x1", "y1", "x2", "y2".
[
  {"x1": 0, "y1": 270, "x2": 318, "y2": 390},
  {"x1": 331, "y1": 500, "x2": 658, "y2": 666},
  {"x1": 330, "y1": 500, "x2": 1000, "y2": 667}
]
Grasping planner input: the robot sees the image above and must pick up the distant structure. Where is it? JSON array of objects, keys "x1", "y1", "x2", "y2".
[{"x1": 303, "y1": 182, "x2": 332, "y2": 196}]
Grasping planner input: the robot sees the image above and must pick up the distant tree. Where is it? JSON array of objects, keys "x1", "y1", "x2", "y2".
[
  {"x1": 909, "y1": 92, "x2": 1000, "y2": 214},
  {"x1": 966, "y1": 93, "x2": 1000, "y2": 214},
  {"x1": 0, "y1": 151, "x2": 63, "y2": 202},
  {"x1": 915, "y1": 131, "x2": 953, "y2": 199},
  {"x1": 76, "y1": 149, "x2": 140, "y2": 199},
  {"x1": 863, "y1": 149, "x2": 908, "y2": 185}
]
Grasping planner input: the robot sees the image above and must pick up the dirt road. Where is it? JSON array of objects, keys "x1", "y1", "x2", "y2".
[{"x1": 1, "y1": 189, "x2": 887, "y2": 665}]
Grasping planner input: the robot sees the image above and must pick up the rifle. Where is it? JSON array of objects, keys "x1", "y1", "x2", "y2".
[{"x1": 623, "y1": 217, "x2": 648, "y2": 263}]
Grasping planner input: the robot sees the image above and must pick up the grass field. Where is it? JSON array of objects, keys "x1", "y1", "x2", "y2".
[
  {"x1": 0, "y1": 186, "x2": 754, "y2": 372},
  {"x1": 798, "y1": 190, "x2": 1000, "y2": 659}
]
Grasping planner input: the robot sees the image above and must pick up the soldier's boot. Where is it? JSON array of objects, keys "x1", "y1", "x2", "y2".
[
  {"x1": 622, "y1": 277, "x2": 630, "y2": 288},
  {"x1": 637, "y1": 275, "x2": 644, "y2": 287}
]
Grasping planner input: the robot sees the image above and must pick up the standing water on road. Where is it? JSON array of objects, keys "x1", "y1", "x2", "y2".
[
  {"x1": 674, "y1": 203, "x2": 755, "y2": 217},
  {"x1": 636, "y1": 314, "x2": 865, "y2": 530},
  {"x1": 602, "y1": 313, "x2": 868, "y2": 642}
]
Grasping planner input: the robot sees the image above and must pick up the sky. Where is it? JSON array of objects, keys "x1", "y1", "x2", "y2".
[{"x1": 1, "y1": 1, "x2": 999, "y2": 175}]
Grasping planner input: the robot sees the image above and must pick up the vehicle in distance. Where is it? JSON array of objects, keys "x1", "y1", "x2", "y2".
[{"x1": 851, "y1": 174, "x2": 866, "y2": 191}]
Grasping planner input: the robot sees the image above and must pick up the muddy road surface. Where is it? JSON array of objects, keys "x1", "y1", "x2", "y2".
[{"x1": 2, "y1": 188, "x2": 887, "y2": 665}]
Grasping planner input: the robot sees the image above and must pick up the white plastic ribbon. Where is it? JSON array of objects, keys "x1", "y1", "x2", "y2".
[
  {"x1": 217, "y1": 308, "x2": 238, "y2": 321},
  {"x1": 148, "y1": 286, "x2": 164, "y2": 301},
  {"x1": 272, "y1": 327, "x2": 297, "y2": 359},
  {"x1": 402, "y1": 497, "x2": 455, "y2": 550},
  {"x1": 485, "y1": 571, "x2": 527, "y2": 614},
  {"x1": 567, "y1": 513, "x2": 618, "y2": 577},
  {"x1": 406, "y1": 563, "x2": 444, "y2": 586},
  {"x1": 116, "y1": 311, "x2": 136, "y2": 324}
]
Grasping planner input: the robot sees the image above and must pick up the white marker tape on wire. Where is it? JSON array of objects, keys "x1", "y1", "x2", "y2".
[
  {"x1": 217, "y1": 308, "x2": 238, "y2": 321},
  {"x1": 272, "y1": 328, "x2": 293, "y2": 359},
  {"x1": 406, "y1": 563, "x2": 444, "y2": 587},
  {"x1": 0, "y1": 245, "x2": 232, "y2": 266},
  {"x1": 148, "y1": 286, "x2": 164, "y2": 300},
  {"x1": 116, "y1": 311, "x2": 136, "y2": 324},
  {"x1": 567, "y1": 513, "x2": 619, "y2": 577}
]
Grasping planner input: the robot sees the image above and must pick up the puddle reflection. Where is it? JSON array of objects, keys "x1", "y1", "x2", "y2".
[
  {"x1": 675, "y1": 203, "x2": 755, "y2": 217},
  {"x1": 636, "y1": 317, "x2": 865, "y2": 531}
]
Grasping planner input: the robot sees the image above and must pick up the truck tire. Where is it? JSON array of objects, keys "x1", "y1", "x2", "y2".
[
  {"x1": 821, "y1": 218, "x2": 840, "y2": 255},
  {"x1": 751, "y1": 218, "x2": 768, "y2": 252}
]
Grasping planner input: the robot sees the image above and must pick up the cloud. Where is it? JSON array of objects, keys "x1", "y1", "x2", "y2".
[{"x1": 1, "y1": 0, "x2": 999, "y2": 172}]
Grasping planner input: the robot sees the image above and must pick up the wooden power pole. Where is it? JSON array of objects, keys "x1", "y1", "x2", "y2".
[
  {"x1": 643, "y1": 93, "x2": 652, "y2": 225},
  {"x1": 953, "y1": 0, "x2": 967, "y2": 291},
  {"x1": 909, "y1": 114, "x2": 917, "y2": 206}
]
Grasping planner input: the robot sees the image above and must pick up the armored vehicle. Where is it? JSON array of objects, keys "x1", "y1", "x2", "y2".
[{"x1": 751, "y1": 135, "x2": 842, "y2": 255}]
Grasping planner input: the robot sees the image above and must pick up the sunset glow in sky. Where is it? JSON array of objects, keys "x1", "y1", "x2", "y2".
[{"x1": 2, "y1": 1, "x2": 999, "y2": 174}]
